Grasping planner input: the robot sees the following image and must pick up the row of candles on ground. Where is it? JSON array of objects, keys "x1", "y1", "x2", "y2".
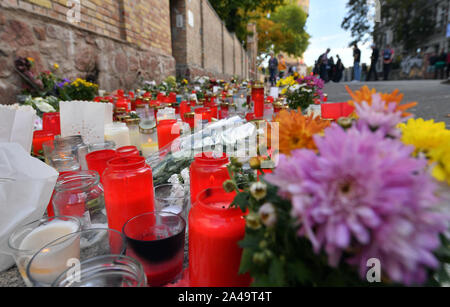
[{"x1": 14, "y1": 129, "x2": 251, "y2": 286}]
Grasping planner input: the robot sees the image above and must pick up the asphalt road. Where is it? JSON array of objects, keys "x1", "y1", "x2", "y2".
[{"x1": 323, "y1": 80, "x2": 450, "y2": 128}]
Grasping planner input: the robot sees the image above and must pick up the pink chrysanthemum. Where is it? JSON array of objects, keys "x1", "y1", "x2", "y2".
[
  {"x1": 355, "y1": 93, "x2": 407, "y2": 138},
  {"x1": 266, "y1": 124, "x2": 449, "y2": 285}
]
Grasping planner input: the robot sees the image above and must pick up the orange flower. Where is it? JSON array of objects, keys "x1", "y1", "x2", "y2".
[
  {"x1": 270, "y1": 109, "x2": 330, "y2": 155},
  {"x1": 345, "y1": 86, "x2": 417, "y2": 117}
]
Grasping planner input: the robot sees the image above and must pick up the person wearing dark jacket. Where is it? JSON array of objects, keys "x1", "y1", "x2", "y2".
[
  {"x1": 268, "y1": 53, "x2": 278, "y2": 86},
  {"x1": 367, "y1": 44, "x2": 379, "y2": 81}
]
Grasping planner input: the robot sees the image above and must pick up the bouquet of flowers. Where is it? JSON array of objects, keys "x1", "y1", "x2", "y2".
[
  {"x1": 278, "y1": 75, "x2": 325, "y2": 111},
  {"x1": 226, "y1": 86, "x2": 450, "y2": 287},
  {"x1": 58, "y1": 78, "x2": 99, "y2": 101}
]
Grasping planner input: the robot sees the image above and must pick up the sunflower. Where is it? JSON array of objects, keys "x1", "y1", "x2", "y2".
[
  {"x1": 346, "y1": 86, "x2": 417, "y2": 117},
  {"x1": 270, "y1": 108, "x2": 331, "y2": 155}
]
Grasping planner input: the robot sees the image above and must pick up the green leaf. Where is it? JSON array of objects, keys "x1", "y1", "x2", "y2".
[{"x1": 268, "y1": 258, "x2": 285, "y2": 287}]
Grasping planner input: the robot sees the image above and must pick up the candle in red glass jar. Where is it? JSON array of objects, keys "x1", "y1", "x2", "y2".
[
  {"x1": 116, "y1": 146, "x2": 140, "y2": 158},
  {"x1": 206, "y1": 103, "x2": 218, "y2": 119},
  {"x1": 189, "y1": 152, "x2": 230, "y2": 206},
  {"x1": 32, "y1": 131, "x2": 54, "y2": 156},
  {"x1": 102, "y1": 157, "x2": 155, "y2": 233},
  {"x1": 42, "y1": 112, "x2": 61, "y2": 136},
  {"x1": 183, "y1": 112, "x2": 195, "y2": 129},
  {"x1": 157, "y1": 119, "x2": 180, "y2": 150},
  {"x1": 189, "y1": 187, "x2": 251, "y2": 287},
  {"x1": 179, "y1": 101, "x2": 191, "y2": 119},
  {"x1": 85, "y1": 149, "x2": 117, "y2": 183},
  {"x1": 194, "y1": 107, "x2": 212, "y2": 126},
  {"x1": 252, "y1": 85, "x2": 265, "y2": 118}
]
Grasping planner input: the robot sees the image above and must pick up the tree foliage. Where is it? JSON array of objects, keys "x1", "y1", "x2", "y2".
[
  {"x1": 209, "y1": 0, "x2": 285, "y2": 44},
  {"x1": 342, "y1": 0, "x2": 436, "y2": 51},
  {"x1": 257, "y1": 4, "x2": 310, "y2": 57}
]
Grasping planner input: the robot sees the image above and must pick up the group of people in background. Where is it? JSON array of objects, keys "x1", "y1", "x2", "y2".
[
  {"x1": 314, "y1": 48, "x2": 345, "y2": 83},
  {"x1": 428, "y1": 49, "x2": 450, "y2": 80},
  {"x1": 314, "y1": 43, "x2": 395, "y2": 83}
]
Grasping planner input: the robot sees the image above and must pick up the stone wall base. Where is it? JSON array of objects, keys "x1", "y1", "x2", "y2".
[{"x1": 0, "y1": 7, "x2": 175, "y2": 104}]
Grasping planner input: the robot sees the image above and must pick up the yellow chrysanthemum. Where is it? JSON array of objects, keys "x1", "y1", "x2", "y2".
[
  {"x1": 398, "y1": 118, "x2": 450, "y2": 157},
  {"x1": 346, "y1": 86, "x2": 417, "y2": 117},
  {"x1": 430, "y1": 144, "x2": 450, "y2": 186},
  {"x1": 270, "y1": 108, "x2": 331, "y2": 155},
  {"x1": 53, "y1": 63, "x2": 59, "y2": 70}
]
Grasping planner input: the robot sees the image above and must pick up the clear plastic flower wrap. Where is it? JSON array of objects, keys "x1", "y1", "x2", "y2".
[{"x1": 147, "y1": 116, "x2": 262, "y2": 187}]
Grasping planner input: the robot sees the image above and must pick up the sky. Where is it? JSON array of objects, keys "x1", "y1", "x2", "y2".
[{"x1": 302, "y1": 0, "x2": 373, "y2": 68}]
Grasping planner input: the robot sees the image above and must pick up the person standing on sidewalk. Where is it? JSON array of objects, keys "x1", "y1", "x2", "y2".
[
  {"x1": 319, "y1": 48, "x2": 331, "y2": 82},
  {"x1": 366, "y1": 44, "x2": 379, "y2": 81},
  {"x1": 383, "y1": 44, "x2": 395, "y2": 80},
  {"x1": 446, "y1": 50, "x2": 450, "y2": 79},
  {"x1": 353, "y1": 43, "x2": 361, "y2": 81},
  {"x1": 278, "y1": 54, "x2": 287, "y2": 79},
  {"x1": 268, "y1": 53, "x2": 278, "y2": 87}
]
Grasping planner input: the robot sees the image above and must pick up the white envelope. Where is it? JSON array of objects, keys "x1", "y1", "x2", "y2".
[
  {"x1": 0, "y1": 105, "x2": 36, "y2": 153},
  {"x1": 0, "y1": 143, "x2": 59, "y2": 271}
]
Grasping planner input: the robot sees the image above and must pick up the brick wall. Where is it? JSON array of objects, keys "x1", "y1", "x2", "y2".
[
  {"x1": 0, "y1": 0, "x2": 175, "y2": 104},
  {"x1": 171, "y1": 0, "x2": 253, "y2": 80}
]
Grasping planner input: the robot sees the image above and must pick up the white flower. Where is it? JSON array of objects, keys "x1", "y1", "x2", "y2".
[
  {"x1": 250, "y1": 182, "x2": 267, "y2": 201},
  {"x1": 34, "y1": 100, "x2": 56, "y2": 113},
  {"x1": 258, "y1": 203, "x2": 277, "y2": 227}
]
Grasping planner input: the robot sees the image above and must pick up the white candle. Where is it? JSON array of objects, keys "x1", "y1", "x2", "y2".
[
  {"x1": 20, "y1": 220, "x2": 80, "y2": 286},
  {"x1": 105, "y1": 123, "x2": 131, "y2": 148}
]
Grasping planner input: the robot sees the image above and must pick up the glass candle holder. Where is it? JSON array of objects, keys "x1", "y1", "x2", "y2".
[
  {"x1": 157, "y1": 119, "x2": 180, "y2": 151},
  {"x1": 43, "y1": 136, "x2": 87, "y2": 172},
  {"x1": 125, "y1": 118, "x2": 141, "y2": 149},
  {"x1": 189, "y1": 187, "x2": 251, "y2": 287},
  {"x1": 26, "y1": 228, "x2": 126, "y2": 287},
  {"x1": 194, "y1": 107, "x2": 212, "y2": 127},
  {"x1": 52, "y1": 255, "x2": 147, "y2": 287},
  {"x1": 123, "y1": 212, "x2": 186, "y2": 287},
  {"x1": 42, "y1": 112, "x2": 61, "y2": 136},
  {"x1": 85, "y1": 150, "x2": 117, "y2": 183},
  {"x1": 103, "y1": 157, "x2": 155, "y2": 233},
  {"x1": 105, "y1": 123, "x2": 131, "y2": 149},
  {"x1": 116, "y1": 146, "x2": 140, "y2": 158},
  {"x1": 183, "y1": 112, "x2": 195, "y2": 129},
  {"x1": 189, "y1": 152, "x2": 230, "y2": 206},
  {"x1": 32, "y1": 131, "x2": 54, "y2": 156},
  {"x1": 139, "y1": 127, "x2": 159, "y2": 158},
  {"x1": 7, "y1": 216, "x2": 82, "y2": 287},
  {"x1": 154, "y1": 184, "x2": 190, "y2": 223},
  {"x1": 52, "y1": 171, "x2": 107, "y2": 227},
  {"x1": 252, "y1": 86, "x2": 265, "y2": 118},
  {"x1": 88, "y1": 141, "x2": 116, "y2": 153}
]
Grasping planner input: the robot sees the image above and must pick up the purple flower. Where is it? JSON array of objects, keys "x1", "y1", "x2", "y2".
[
  {"x1": 56, "y1": 78, "x2": 71, "y2": 88},
  {"x1": 355, "y1": 94, "x2": 407, "y2": 138},
  {"x1": 266, "y1": 124, "x2": 449, "y2": 285}
]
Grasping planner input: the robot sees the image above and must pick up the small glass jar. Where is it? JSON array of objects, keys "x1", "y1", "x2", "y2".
[
  {"x1": 189, "y1": 187, "x2": 251, "y2": 287},
  {"x1": 139, "y1": 126, "x2": 158, "y2": 157},
  {"x1": 102, "y1": 157, "x2": 155, "y2": 233},
  {"x1": 53, "y1": 171, "x2": 107, "y2": 228},
  {"x1": 125, "y1": 118, "x2": 141, "y2": 149},
  {"x1": 189, "y1": 152, "x2": 230, "y2": 206},
  {"x1": 52, "y1": 255, "x2": 147, "y2": 287},
  {"x1": 43, "y1": 136, "x2": 88, "y2": 172},
  {"x1": 116, "y1": 146, "x2": 140, "y2": 158}
]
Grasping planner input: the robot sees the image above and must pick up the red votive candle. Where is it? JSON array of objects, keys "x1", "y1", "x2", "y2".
[
  {"x1": 189, "y1": 187, "x2": 251, "y2": 287},
  {"x1": 116, "y1": 146, "x2": 140, "y2": 158},
  {"x1": 252, "y1": 86, "x2": 265, "y2": 118},
  {"x1": 42, "y1": 112, "x2": 61, "y2": 136},
  {"x1": 189, "y1": 152, "x2": 230, "y2": 206},
  {"x1": 157, "y1": 119, "x2": 180, "y2": 150},
  {"x1": 86, "y1": 149, "x2": 118, "y2": 183},
  {"x1": 102, "y1": 157, "x2": 155, "y2": 233},
  {"x1": 32, "y1": 131, "x2": 54, "y2": 156}
]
